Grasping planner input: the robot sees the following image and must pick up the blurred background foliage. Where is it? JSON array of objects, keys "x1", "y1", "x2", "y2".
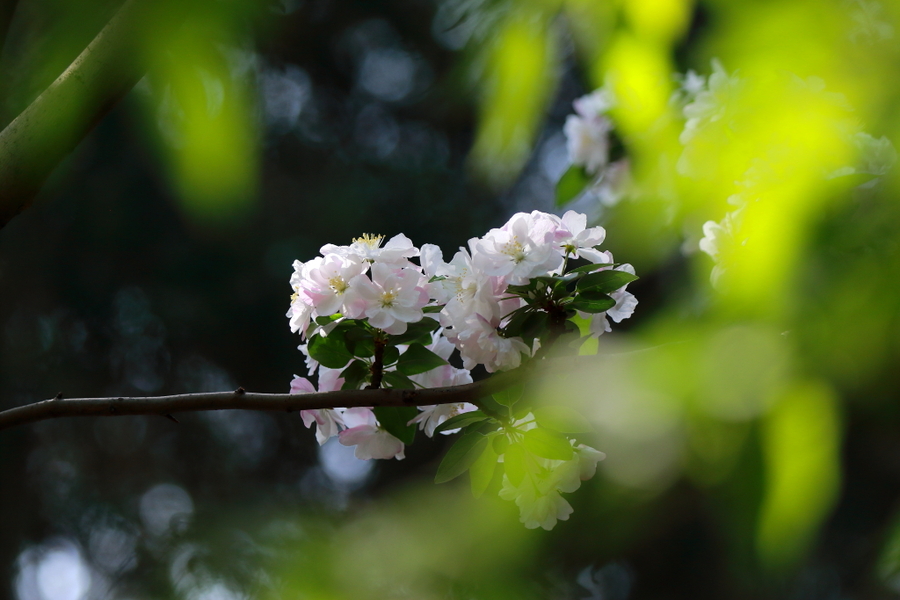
[{"x1": 2, "y1": 0, "x2": 900, "y2": 598}]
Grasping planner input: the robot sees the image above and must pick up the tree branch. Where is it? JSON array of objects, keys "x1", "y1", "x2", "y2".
[
  {"x1": 0, "y1": 371, "x2": 521, "y2": 433},
  {"x1": 0, "y1": 0, "x2": 187, "y2": 229}
]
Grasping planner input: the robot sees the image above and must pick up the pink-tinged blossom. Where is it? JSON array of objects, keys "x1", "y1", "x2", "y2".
[
  {"x1": 564, "y1": 89, "x2": 615, "y2": 175},
  {"x1": 408, "y1": 329, "x2": 474, "y2": 390},
  {"x1": 554, "y1": 211, "x2": 609, "y2": 263},
  {"x1": 321, "y1": 233, "x2": 419, "y2": 267},
  {"x1": 300, "y1": 254, "x2": 366, "y2": 316},
  {"x1": 444, "y1": 311, "x2": 529, "y2": 372},
  {"x1": 288, "y1": 260, "x2": 315, "y2": 335},
  {"x1": 472, "y1": 212, "x2": 564, "y2": 285},
  {"x1": 338, "y1": 407, "x2": 405, "y2": 460},
  {"x1": 343, "y1": 263, "x2": 429, "y2": 334},
  {"x1": 409, "y1": 402, "x2": 479, "y2": 437},
  {"x1": 290, "y1": 375, "x2": 345, "y2": 445}
]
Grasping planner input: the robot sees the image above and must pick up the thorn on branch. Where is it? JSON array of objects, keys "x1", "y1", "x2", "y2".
[
  {"x1": 235, "y1": 387, "x2": 245, "y2": 395},
  {"x1": 55, "y1": 392, "x2": 63, "y2": 400},
  {"x1": 164, "y1": 414, "x2": 179, "y2": 423}
]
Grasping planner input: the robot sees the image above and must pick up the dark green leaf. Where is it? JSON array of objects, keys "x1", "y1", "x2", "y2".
[
  {"x1": 505, "y1": 283, "x2": 537, "y2": 296},
  {"x1": 381, "y1": 371, "x2": 416, "y2": 389},
  {"x1": 518, "y1": 312, "x2": 548, "y2": 345},
  {"x1": 348, "y1": 336, "x2": 375, "y2": 358},
  {"x1": 569, "y1": 294, "x2": 616, "y2": 313},
  {"x1": 501, "y1": 307, "x2": 536, "y2": 338},
  {"x1": 340, "y1": 360, "x2": 369, "y2": 390},
  {"x1": 577, "y1": 270, "x2": 638, "y2": 294},
  {"x1": 435, "y1": 433, "x2": 489, "y2": 484},
  {"x1": 469, "y1": 441, "x2": 499, "y2": 498},
  {"x1": 382, "y1": 345, "x2": 400, "y2": 366},
  {"x1": 533, "y1": 406, "x2": 593, "y2": 433},
  {"x1": 307, "y1": 334, "x2": 353, "y2": 369},
  {"x1": 523, "y1": 427, "x2": 574, "y2": 460},
  {"x1": 567, "y1": 262, "x2": 613, "y2": 275},
  {"x1": 433, "y1": 410, "x2": 491, "y2": 434},
  {"x1": 556, "y1": 164, "x2": 592, "y2": 207},
  {"x1": 423, "y1": 305, "x2": 444, "y2": 313},
  {"x1": 374, "y1": 406, "x2": 419, "y2": 445},
  {"x1": 396, "y1": 343, "x2": 447, "y2": 376}
]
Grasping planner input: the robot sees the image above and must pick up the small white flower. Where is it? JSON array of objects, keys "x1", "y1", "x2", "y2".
[{"x1": 338, "y1": 407, "x2": 405, "y2": 460}]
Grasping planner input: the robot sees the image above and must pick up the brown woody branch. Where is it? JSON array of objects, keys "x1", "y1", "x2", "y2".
[{"x1": 0, "y1": 371, "x2": 521, "y2": 433}]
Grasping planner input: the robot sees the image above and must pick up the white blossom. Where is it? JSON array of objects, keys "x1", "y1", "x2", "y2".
[{"x1": 338, "y1": 407, "x2": 405, "y2": 460}]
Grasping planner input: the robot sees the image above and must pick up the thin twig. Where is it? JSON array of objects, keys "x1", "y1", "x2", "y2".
[{"x1": 0, "y1": 370, "x2": 522, "y2": 433}]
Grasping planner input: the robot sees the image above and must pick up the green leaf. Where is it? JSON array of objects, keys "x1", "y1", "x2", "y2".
[
  {"x1": 493, "y1": 384, "x2": 525, "y2": 408},
  {"x1": 518, "y1": 311, "x2": 549, "y2": 345},
  {"x1": 340, "y1": 360, "x2": 370, "y2": 390},
  {"x1": 501, "y1": 307, "x2": 537, "y2": 338},
  {"x1": 503, "y1": 442, "x2": 528, "y2": 486},
  {"x1": 567, "y1": 262, "x2": 613, "y2": 275},
  {"x1": 348, "y1": 336, "x2": 375, "y2": 358},
  {"x1": 307, "y1": 333, "x2": 353, "y2": 369},
  {"x1": 434, "y1": 410, "x2": 491, "y2": 435},
  {"x1": 556, "y1": 164, "x2": 592, "y2": 207},
  {"x1": 373, "y1": 406, "x2": 418, "y2": 445},
  {"x1": 533, "y1": 406, "x2": 593, "y2": 433},
  {"x1": 469, "y1": 440, "x2": 499, "y2": 498},
  {"x1": 569, "y1": 293, "x2": 616, "y2": 313},
  {"x1": 381, "y1": 371, "x2": 417, "y2": 389},
  {"x1": 435, "y1": 433, "x2": 489, "y2": 484},
  {"x1": 492, "y1": 434, "x2": 510, "y2": 455},
  {"x1": 382, "y1": 345, "x2": 400, "y2": 366},
  {"x1": 389, "y1": 318, "x2": 441, "y2": 345},
  {"x1": 395, "y1": 343, "x2": 447, "y2": 376},
  {"x1": 423, "y1": 305, "x2": 444, "y2": 313},
  {"x1": 577, "y1": 270, "x2": 638, "y2": 294},
  {"x1": 523, "y1": 427, "x2": 574, "y2": 460}
]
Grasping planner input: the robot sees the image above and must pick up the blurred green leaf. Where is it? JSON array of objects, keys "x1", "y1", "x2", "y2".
[
  {"x1": 533, "y1": 406, "x2": 593, "y2": 433},
  {"x1": 504, "y1": 442, "x2": 528, "y2": 487},
  {"x1": 556, "y1": 164, "x2": 592, "y2": 207},
  {"x1": 523, "y1": 427, "x2": 574, "y2": 460},
  {"x1": 493, "y1": 383, "x2": 525, "y2": 408}
]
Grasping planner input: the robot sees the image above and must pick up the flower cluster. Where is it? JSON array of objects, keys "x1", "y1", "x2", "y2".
[
  {"x1": 559, "y1": 87, "x2": 631, "y2": 207},
  {"x1": 422, "y1": 210, "x2": 636, "y2": 372},
  {"x1": 286, "y1": 210, "x2": 637, "y2": 529}
]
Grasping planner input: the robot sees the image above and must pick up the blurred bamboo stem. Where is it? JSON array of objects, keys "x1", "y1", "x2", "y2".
[
  {"x1": 0, "y1": 0, "x2": 183, "y2": 229},
  {"x1": 0, "y1": 371, "x2": 523, "y2": 432}
]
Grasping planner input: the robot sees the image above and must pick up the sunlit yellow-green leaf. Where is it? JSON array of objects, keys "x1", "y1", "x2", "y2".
[{"x1": 756, "y1": 381, "x2": 842, "y2": 570}]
